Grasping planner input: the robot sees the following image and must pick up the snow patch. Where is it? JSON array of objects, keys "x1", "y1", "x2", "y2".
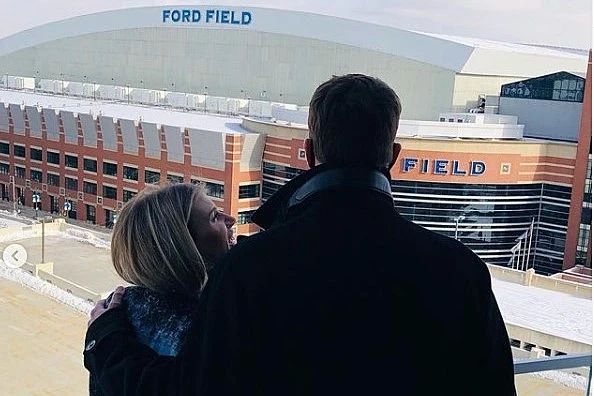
[
  {"x1": 0, "y1": 260, "x2": 93, "y2": 314},
  {"x1": 62, "y1": 227, "x2": 111, "y2": 250}
]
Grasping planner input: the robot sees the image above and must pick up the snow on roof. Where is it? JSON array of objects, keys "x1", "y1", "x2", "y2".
[
  {"x1": 0, "y1": 89, "x2": 249, "y2": 135},
  {"x1": 492, "y1": 277, "x2": 592, "y2": 345}
]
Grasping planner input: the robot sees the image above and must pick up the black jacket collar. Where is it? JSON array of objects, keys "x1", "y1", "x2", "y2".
[{"x1": 252, "y1": 164, "x2": 393, "y2": 230}]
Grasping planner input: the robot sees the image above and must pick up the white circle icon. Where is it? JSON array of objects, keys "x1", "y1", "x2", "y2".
[{"x1": 3, "y1": 244, "x2": 27, "y2": 268}]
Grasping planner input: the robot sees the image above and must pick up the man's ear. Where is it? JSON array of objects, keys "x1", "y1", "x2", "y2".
[
  {"x1": 304, "y1": 138, "x2": 316, "y2": 169},
  {"x1": 388, "y1": 142, "x2": 401, "y2": 171}
]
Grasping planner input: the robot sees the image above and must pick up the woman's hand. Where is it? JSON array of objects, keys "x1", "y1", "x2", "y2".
[{"x1": 88, "y1": 286, "x2": 125, "y2": 327}]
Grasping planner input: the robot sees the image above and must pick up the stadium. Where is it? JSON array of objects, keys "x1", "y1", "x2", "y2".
[{"x1": 0, "y1": 6, "x2": 590, "y2": 275}]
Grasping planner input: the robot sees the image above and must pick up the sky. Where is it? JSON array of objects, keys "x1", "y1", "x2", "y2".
[{"x1": 0, "y1": 0, "x2": 591, "y2": 49}]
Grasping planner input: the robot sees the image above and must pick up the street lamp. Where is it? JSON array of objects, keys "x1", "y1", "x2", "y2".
[
  {"x1": 454, "y1": 215, "x2": 466, "y2": 241},
  {"x1": 204, "y1": 86, "x2": 208, "y2": 113},
  {"x1": 40, "y1": 216, "x2": 53, "y2": 264},
  {"x1": 126, "y1": 84, "x2": 130, "y2": 104},
  {"x1": 60, "y1": 73, "x2": 64, "y2": 94}
]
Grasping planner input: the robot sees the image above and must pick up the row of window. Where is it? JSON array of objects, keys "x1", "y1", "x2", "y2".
[{"x1": 1, "y1": 161, "x2": 261, "y2": 201}]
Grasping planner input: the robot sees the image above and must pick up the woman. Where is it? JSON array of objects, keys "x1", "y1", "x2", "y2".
[{"x1": 89, "y1": 182, "x2": 235, "y2": 395}]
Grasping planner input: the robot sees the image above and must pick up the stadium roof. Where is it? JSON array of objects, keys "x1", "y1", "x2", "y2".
[
  {"x1": 0, "y1": 89, "x2": 248, "y2": 134},
  {"x1": 0, "y1": 6, "x2": 587, "y2": 78}
]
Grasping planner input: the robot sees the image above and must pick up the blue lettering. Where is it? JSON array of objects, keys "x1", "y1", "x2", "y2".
[
  {"x1": 182, "y1": 9, "x2": 191, "y2": 22},
  {"x1": 452, "y1": 160, "x2": 466, "y2": 176},
  {"x1": 162, "y1": 9, "x2": 171, "y2": 22},
  {"x1": 470, "y1": 161, "x2": 486, "y2": 176},
  {"x1": 206, "y1": 9, "x2": 215, "y2": 22},
  {"x1": 421, "y1": 159, "x2": 429, "y2": 173},
  {"x1": 434, "y1": 160, "x2": 448, "y2": 175},
  {"x1": 171, "y1": 10, "x2": 181, "y2": 22},
  {"x1": 242, "y1": 11, "x2": 252, "y2": 25},
  {"x1": 230, "y1": 10, "x2": 241, "y2": 24},
  {"x1": 221, "y1": 10, "x2": 230, "y2": 23},
  {"x1": 192, "y1": 10, "x2": 201, "y2": 22},
  {"x1": 402, "y1": 158, "x2": 418, "y2": 172},
  {"x1": 216, "y1": 10, "x2": 221, "y2": 22}
]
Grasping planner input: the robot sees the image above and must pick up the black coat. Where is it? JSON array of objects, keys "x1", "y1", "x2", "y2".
[{"x1": 84, "y1": 164, "x2": 516, "y2": 395}]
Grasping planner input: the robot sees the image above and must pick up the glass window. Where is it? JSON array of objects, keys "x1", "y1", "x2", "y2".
[
  {"x1": 47, "y1": 151, "x2": 60, "y2": 165},
  {"x1": 237, "y1": 210, "x2": 256, "y2": 225},
  {"x1": 167, "y1": 174, "x2": 184, "y2": 184},
  {"x1": 103, "y1": 186, "x2": 117, "y2": 200},
  {"x1": 103, "y1": 161, "x2": 118, "y2": 177},
  {"x1": 14, "y1": 145, "x2": 25, "y2": 158},
  {"x1": 30, "y1": 148, "x2": 42, "y2": 161},
  {"x1": 239, "y1": 184, "x2": 261, "y2": 199},
  {"x1": 123, "y1": 189, "x2": 137, "y2": 202},
  {"x1": 0, "y1": 163, "x2": 9, "y2": 175},
  {"x1": 204, "y1": 181, "x2": 224, "y2": 199},
  {"x1": 0, "y1": 142, "x2": 9, "y2": 155},
  {"x1": 123, "y1": 166, "x2": 138, "y2": 181},
  {"x1": 65, "y1": 154, "x2": 78, "y2": 169},
  {"x1": 30, "y1": 170, "x2": 42, "y2": 182},
  {"x1": 65, "y1": 177, "x2": 78, "y2": 191},
  {"x1": 47, "y1": 173, "x2": 59, "y2": 186},
  {"x1": 145, "y1": 170, "x2": 160, "y2": 184},
  {"x1": 83, "y1": 181, "x2": 97, "y2": 195},
  {"x1": 15, "y1": 166, "x2": 25, "y2": 178},
  {"x1": 84, "y1": 158, "x2": 97, "y2": 172}
]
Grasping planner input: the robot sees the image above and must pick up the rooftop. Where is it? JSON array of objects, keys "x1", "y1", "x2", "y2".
[{"x1": 0, "y1": 89, "x2": 248, "y2": 134}]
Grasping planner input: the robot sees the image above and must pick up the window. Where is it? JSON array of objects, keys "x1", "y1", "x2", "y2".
[
  {"x1": 30, "y1": 148, "x2": 42, "y2": 161},
  {"x1": 30, "y1": 170, "x2": 42, "y2": 182},
  {"x1": 0, "y1": 142, "x2": 9, "y2": 155},
  {"x1": 167, "y1": 174, "x2": 184, "y2": 184},
  {"x1": 47, "y1": 173, "x2": 59, "y2": 186},
  {"x1": 123, "y1": 189, "x2": 137, "y2": 202},
  {"x1": 0, "y1": 163, "x2": 9, "y2": 175},
  {"x1": 83, "y1": 181, "x2": 97, "y2": 195},
  {"x1": 204, "y1": 181, "x2": 224, "y2": 199},
  {"x1": 65, "y1": 154, "x2": 78, "y2": 169},
  {"x1": 237, "y1": 210, "x2": 256, "y2": 225},
  {"x1": 123, "y1": 166, "x2": 138, "y2": 181},
  {"x1": 15, "y1": 166, "x2": 25, "y2": 179},
  {"x1": 47, "y1": 151, "x2": 60, "y2": 165},
  {"x1": 65, "y1": 177, "x2": 78, "y2": 191},
  {"x1": 14, "y1": 145, "x2": 26, "y2": 158},
  {"x1": 103, "y1": 186, "x2": 117, "y2": 200},
  {"x1": 103, "y1": 161, "x2": 118, "y2": 177},
  {"x1": 239, "y1": 184, "x2": 260, "y2": 199},
  {"x1": 145, "y1": 170, "x2": 160, "y2": 184},
  {"x1": 84, "y1": 158, "x2": 97, "y2": 172}
]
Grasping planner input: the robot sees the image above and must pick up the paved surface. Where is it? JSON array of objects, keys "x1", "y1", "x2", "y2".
[
  {"x1": 0, "y1": 234, "x2": 122, "y2": 293},
  {"x1": 0, "y1": 278, "x2": 88, "y2": 395}
]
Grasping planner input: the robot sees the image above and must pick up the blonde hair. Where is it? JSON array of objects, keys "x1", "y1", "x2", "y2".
[{"x1": 111, "y1": 183, "x2": 208, "y2": 298}]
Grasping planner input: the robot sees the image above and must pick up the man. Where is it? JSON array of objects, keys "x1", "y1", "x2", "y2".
[{"x1": 85, "y1": 74, "x2": 516, "y2": 395}]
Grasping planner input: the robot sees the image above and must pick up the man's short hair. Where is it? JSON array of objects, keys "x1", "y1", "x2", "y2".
[{"x1": 308, "y1": 74, "x2": 402, "y2": 169}]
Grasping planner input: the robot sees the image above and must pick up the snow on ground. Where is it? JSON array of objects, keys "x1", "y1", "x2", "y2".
[
  {"x1": 0, "y1": 260, "x2": 93, "y2": 314},
  {"x1": 62, "y1": 227, "x2": 111, "y2": 249},
  {"x1": 492, "y1": 277, "x2": 592, "y2": 345},
  {"x1": 529, "y1": 370, "x2": 588, "y2": 391}
]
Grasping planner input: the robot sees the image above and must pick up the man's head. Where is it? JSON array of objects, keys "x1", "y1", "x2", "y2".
[{"x1": 305, "y1": 74, "x2": 402, "y2": 170}]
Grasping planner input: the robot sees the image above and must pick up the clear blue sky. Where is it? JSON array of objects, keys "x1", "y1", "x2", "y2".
[{"x1": 0, "y1": 0, "x2": 591, "y2": 49}]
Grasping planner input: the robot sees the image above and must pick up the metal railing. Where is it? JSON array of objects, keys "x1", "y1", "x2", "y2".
[{"x1": 514, "y1": 353, "x2": 592, "y2": 395}]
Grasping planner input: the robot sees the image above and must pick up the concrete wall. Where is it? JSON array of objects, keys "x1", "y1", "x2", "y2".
[
  {"x1": 0, "y1": 28, "x2": 455, "y2": 121},
  {"x1": 488, "y1": 265, "x2": 592, "y2": 300},
  {"x1": 452, "y1": 74, "x2": 522, "y2": 113},
  {"x1": 499, "y1": 97, "x2": 582, "y2": 142},
  {"x1": 506, "y1": 323, "x2": 591, "y2": 355}
]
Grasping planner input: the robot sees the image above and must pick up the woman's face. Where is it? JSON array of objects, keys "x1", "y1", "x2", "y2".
[{"x1": 188, "y1": 193, "x2": 236, "y2": 263}]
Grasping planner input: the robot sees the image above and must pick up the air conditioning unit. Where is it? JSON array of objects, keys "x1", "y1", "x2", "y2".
[
  {"x1": 77, "y1": 191, "x2": 84, "y2": 200},
  {"x1": 25, "y1": 179, "x2": 31, "y2": 188},
  {"x1": 97, "y1": 196, "x2": 103, "y2": 205},
  {"x1": 117, "y1": 201, "x2": 123, "y2": 209},
  {"x1": 59, "y1": 188, "x2": 65, "y2": 196},
  {"x1": 42, "y1": 183, "x2": 47, "y2": 191}
]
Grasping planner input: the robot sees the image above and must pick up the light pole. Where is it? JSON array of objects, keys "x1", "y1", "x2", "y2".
[
  {"x1": 204, "y1": 86, "x2": 208, "y2": 113},
  {"x1": 40, "y1": 216, "x2": 52, "y2": 264},
  {"x1": 92, "y1": 81, "x2": 97, "y2": 101},
  {"x1": 454, "y1": 215, "x2": 466, "y2": 241},
  {"x1": 126, "y1": 84, "x2": 130, "y2": 104},
  {"x1": 60, "y1": 73, "x2": 64, "y2": 94}
]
